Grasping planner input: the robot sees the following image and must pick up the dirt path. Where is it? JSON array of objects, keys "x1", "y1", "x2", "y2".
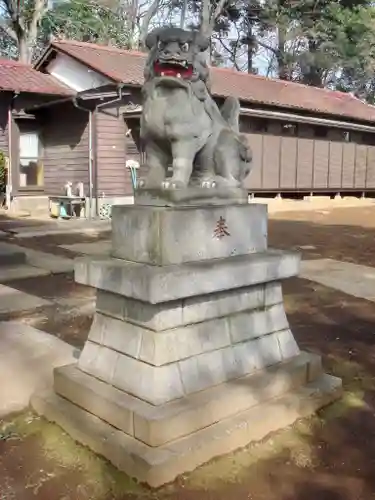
[
  {"x1": 269, "y1": 205, "x2": 375, "y2": 266},
  {"x1": 0, "y1": 274, "x2": 94, "y2": 348}
]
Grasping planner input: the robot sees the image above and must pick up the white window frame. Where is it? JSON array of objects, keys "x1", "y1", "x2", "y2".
[{"x1": 18, "y1": 130, "x2": 41, "y2": 188}]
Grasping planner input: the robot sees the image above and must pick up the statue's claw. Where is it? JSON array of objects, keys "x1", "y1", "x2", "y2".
[
  {"x1": 162, "y1": 180, "x2": 185, "y2": 189},
  {"x1": 201, "y1": 180, "x2": 217, "y2": 189}
]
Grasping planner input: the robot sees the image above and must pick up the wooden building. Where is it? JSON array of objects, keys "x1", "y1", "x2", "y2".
[
  {"x1": 0, "y1": 59, "x2": 75, "y2": 211},
  {"x1": 2, "y1": 40, "x2": 375, "y2": 215}
]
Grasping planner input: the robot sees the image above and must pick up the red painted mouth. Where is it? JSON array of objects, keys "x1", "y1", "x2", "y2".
[{"x1": 153, "y1": 61, "x2": 193, "y2": 80}]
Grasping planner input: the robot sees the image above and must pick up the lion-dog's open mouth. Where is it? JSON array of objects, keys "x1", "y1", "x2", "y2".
[{"x1": 154, "y1": 59, "x2": 193, "y2": 80}]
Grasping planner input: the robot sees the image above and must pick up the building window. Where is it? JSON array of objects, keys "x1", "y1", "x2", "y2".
[
  {"x1": 361, "y1": 132, "x2": 375, "y2": 145},
  {"x1": 239, "y1": 118, "x2": 251, "y2": 134},
  {"x1": 314, "y1": 126, "x2": 328, "y2": 139},
  {"x1": 251, "y1": 117, "x2": 269, "y2": 133},
  {"x1": 297, "y1": 124, "x2": 314, "y2": 138},
  {"x1": 19, "y1": 131, "x2": 43, "y2": 187}
]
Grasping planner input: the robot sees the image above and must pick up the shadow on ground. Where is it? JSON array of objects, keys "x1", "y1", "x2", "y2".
[
  {"x1": 0, "y1": 212, "x2": 51, "y2": 231},
  {"x1": 269, "y1": 218, "x2": 375, "y2": 267}
]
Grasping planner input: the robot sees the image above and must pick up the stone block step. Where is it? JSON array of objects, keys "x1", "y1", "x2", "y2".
[
  {"x1": 86, "y1": 302, "x2": 291, "y2": 367},
  {"x1": 32, "y1": 372, "x2": 342, "y2": 488},
  {"x1": 54, "y1": 351, "x2": 322, "y2": 447},
  {"x1": 95, "y1": 282, "x2": 284, "y2": 332},
  {"x1": 75, "y1": 249, "x2": 300, "y2": 303},
  {"x1": 77, "y1": 325, "x2": 301, "y2": 405}
]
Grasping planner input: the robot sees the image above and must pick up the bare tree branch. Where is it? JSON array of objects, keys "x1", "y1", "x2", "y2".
[
  {"x1": 139, "y1": 0, "x2": 160, "y2": 47},
  {"x1": 2, "y1": 0, "x2": 27, "y2": 37},
  {"x1": 1, "y1": 0, "x2": 16, "y2": 18},
  {"x1": 210, "y1": 0, "x2": 227, "y2": 30},
  {"x1": 266, "y1": 53, "x2": 276, "y2": 77},
  {"x1": 0, "y1": 18, "x2": 17, "y2": 41},
  {"x1": 200, "y1": 0, "x2": 229, "y2": 38},
  {"x1": 212, "y1": 34, "x2": 241, "y2": 70},
  {"x1": 256, "y1": 38, "x2": 280, "y2": 56}
]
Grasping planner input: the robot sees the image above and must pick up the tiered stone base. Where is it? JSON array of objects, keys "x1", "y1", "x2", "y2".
[
  {"x1": 33, "y1": 353, "x2": 341, "y2": 487},
  {"x1": 32, "y1": 201, "x2": 342, "y2": 487}
]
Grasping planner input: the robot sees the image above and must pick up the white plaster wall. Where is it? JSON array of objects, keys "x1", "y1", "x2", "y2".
[{"x1": 47, "y1": 53, "x2": 112, "y2": 92}]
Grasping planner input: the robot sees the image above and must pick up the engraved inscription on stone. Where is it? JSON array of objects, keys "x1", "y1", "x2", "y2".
[{"x1": 214, "y1": 216, "x2": 230, "y2": 239}]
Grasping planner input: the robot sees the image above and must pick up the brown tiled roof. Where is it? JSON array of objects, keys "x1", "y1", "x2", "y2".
[
  {"x1": 49, "y1": 39, "x2": 375, "y2": 123},
  {"x1": 0, "y1": 58, "x2": 74, "y2": 95}
]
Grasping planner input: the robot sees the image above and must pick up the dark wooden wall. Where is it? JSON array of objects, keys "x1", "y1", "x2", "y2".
[
  {"x1": 41, "y1": 107, "x2": 141, "y2": 198},
  {"x1": 41, "y1": 102, "x2": 90, "y2": 195},
  {"x1": 95, "y1": 111, "x2": 133, "y2": 196},
  {"x1": 11, "y1": 100, "x2": 141, "y2": 198},
  {"x1": 242, "y1": 117, "x2": 375, "y2": 192},
  {"x1": 0, "y1": 98, "x2": 10, "y2": 155}
]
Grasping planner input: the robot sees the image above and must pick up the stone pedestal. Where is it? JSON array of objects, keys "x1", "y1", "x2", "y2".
[{"x1": 32, "y1": 196, "x2": 342, "y2": 487}]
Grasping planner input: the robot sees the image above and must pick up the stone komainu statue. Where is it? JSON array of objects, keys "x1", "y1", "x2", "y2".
[{"x1": 139, "y1": 27, "x2": 253, "y2": 190}]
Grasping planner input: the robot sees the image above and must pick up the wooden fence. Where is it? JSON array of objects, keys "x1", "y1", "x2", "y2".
[{"x1": 245, "y1": 134, "x2": 375, "y2": 192}]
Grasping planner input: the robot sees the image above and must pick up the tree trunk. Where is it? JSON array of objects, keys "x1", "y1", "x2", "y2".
[
  {"x1": 277, "y1": 25, "x2": 288, "y2": 80},
  {"x1": 17, "y1": 37, "x2": 29, "y2": 63},
  {"x1": 180, "y1": 0, "x2": 188, "y2": 29},
  {"x1": 199, "y1": 0, "x2": 228, "y2": 64},
  {"x1": 200, "y1": 0, "x2": 211, "y2": 38},
  {"x1": 247, "y1": 24, "x2": 253, "y2": 73},
  {"x1": 128, "y1": 0, "x2": 139, "y2": 42},
  {"x1": 301, "y1": 39, "x2": 324, "y2": 87}
]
